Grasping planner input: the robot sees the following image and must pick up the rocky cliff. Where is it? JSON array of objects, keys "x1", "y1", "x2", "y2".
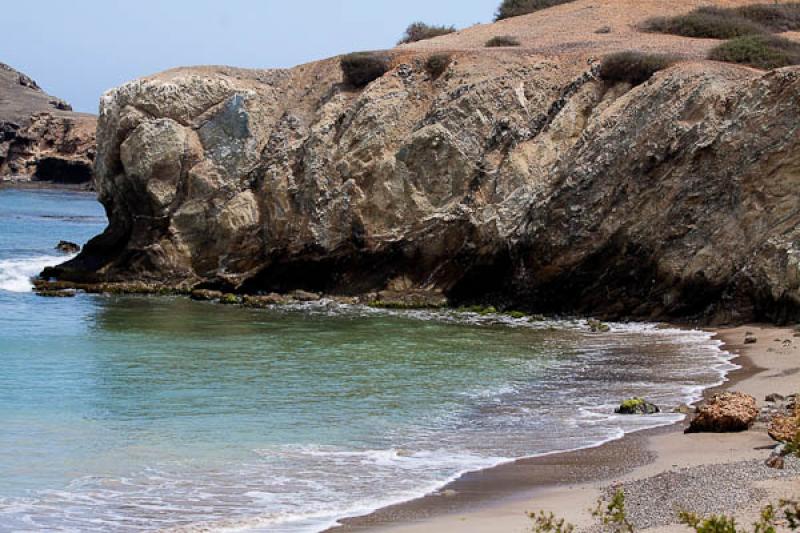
[
  {"x1": 50, "y1": 0, "x2": 800, "y2": 323},
  {"x1": 0, "y1": 63, "x2": 95, "y2": 184}
]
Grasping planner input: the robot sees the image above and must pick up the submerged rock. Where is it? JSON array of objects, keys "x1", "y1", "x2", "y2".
[
  {"x1": 588, "y1": 319, "x2": 611, "y2": 333},
  {"x1": 687, "y1": 392, "x2": 759, "y2": 433},
  {"x1": 35, "y1": 289, "x2": 76, "y2": 298},
  {"x1": 616, "y1": 398, "x2": 660, "y2": 415},
  {"x1": 55, "y1": 240, "x2": 80, "y2": 254}
]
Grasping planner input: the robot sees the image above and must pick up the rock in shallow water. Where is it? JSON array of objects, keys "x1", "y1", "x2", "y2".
[
  {"x1": 55, "y1": 240, "x2": 80, "y2": 254},
  {"x1": 615, "y1": 398, "x2": 660, "y2": 415}
]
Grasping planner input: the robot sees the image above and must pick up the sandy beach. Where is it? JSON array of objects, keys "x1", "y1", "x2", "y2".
[{"x1": 334, "y1": 325, "x2": 800, "y2": 532}]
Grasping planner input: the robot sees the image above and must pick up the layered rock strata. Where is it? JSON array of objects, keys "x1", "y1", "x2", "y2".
[{"x1": 47, "y1": 1, "x2": 800, "y2": 323}]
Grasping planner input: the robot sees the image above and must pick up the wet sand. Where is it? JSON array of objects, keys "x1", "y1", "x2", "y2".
[{"x1": 332, "y1": 325, "x2": 800, "y2": 532}]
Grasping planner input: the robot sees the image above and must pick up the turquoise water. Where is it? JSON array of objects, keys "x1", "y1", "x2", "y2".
[{"x1": 0, "y1": 189, "x2": 736, "y2": 532}]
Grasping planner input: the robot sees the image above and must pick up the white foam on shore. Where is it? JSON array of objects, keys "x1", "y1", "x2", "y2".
[{"x1": 0, "y1": 254, "x2": 72, "y2": 292}]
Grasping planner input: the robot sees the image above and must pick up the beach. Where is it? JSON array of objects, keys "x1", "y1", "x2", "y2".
[{"x1": 335, "y1": 325, "x2": 800, "y2": 532}]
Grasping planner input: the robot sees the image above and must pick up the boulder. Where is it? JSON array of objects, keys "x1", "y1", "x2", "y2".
[
  {"x1": 290, "y1": 290, "x2": 321, "y2": 302},
  {"x1": 766, "y1": 454, "x2": 785, "y2": 470},
  {"x1": 615, "y1": 397, "x2": 660, "y2": 415},
  {"x1": 55, "y1": 240, "x2": 80, "y2": 254},
  {"x1": 687, "y1": 392, "x2": 759, "y2": 433},
  {"x1": 190, "y1": 289, "x2": 224, "y2": 301},
  {"x1": 768, "y1": 414, "x2": 798, "y2": 443},
  {"x1": 243, "y1": 294, "x2": 287, "y2": 307}
]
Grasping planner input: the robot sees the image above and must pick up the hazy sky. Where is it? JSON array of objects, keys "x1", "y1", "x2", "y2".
[{"x1": 2, "y1": 0, "x2": 497, "y2": 113}]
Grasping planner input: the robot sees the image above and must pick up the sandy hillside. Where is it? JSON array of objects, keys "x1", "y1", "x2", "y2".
[{"x1": 400, "y1": 0, "x2": 800, "y2": 61}]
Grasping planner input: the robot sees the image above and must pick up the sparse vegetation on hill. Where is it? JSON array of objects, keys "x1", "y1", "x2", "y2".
[
  {"x1": 424, "y1": 54, "x2": 452, "y2": 79},
  {"x1": 495, "y1": 0, "x2": 577, "y2": 21},
  {"x1": 598, "y1": 51, "x2": 678, "y2": 86},
  {"x1": 730, "y1": 3, "x2": 800, "y2": 32},
  {"x1": 340, "y1": 52, "x2": 391, "y2": 88},
  {"x1": 643, "y1": 3, "x2": 800, "y2": 71},
  {"x1": 643, "y1": 4, "x2": 800, "y2": 39},
  {"x1": 486, "y1": 35, "x2": 521, "y2": 47},
  {"x1": 709, "y1": 34, "x2": 800, "y2": 69},
  {"x1": 642, "y1": 7, "x2": 768, "y2": 39},
  {"x1": 398, "y1": 22, "x2": 456, "y2": 44}
]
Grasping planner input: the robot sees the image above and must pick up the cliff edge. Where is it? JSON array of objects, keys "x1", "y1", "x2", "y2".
[
  {"x1": 50, "y1": 0, "x2": 800, "y2": 323},
  {"x1": 0, "y1": 63, "x2": 95, "y2": 184}
]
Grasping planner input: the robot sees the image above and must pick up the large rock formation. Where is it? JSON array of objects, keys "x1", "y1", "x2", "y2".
[
  {"x1": 0, "y1": 62, "x2": 95, "y2": 184},
  {"x1": 49, "y1": 0, "x2": 800, "y2": 323}
]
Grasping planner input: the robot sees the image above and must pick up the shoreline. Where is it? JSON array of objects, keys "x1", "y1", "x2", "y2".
[
  {"x1": 0, "y1": 179, "x2": 93, "y2": 192},
  {"x1": 330, "y1": 325, "x2": 799, "y2": 532}
]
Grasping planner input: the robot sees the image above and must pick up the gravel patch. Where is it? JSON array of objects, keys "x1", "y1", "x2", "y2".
[{"x1": 602, "y1": 456, "x2": 800, "y2": 530}]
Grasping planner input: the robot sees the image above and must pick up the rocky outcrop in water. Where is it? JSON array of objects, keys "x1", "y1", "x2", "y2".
[
  {"x1": 47, "y1": 1, "x2": 800, "y2": 323},
  {"x1": 0, "y1": 63, "x2": 95, "y2": 184}
]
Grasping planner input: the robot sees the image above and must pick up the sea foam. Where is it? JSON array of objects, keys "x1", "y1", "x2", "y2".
[{"x1": 0, "y1": 255, "x2": 71, "y2": 292}]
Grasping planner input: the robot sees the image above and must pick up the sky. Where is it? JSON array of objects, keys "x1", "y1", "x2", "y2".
[{"x1": 2, "y1": 0, "x2": 498, "y2": 114}]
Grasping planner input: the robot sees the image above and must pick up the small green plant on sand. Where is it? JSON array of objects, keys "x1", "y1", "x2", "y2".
[
  {"x1": 529, "y1": 490, "x2": 800, "y2": 532},
  {"x1": 593, "y1": 489, "x2": 634, "y2": 533},
  {"x1": 529, "y1": 510, "x2": 574, "y2": 533}
]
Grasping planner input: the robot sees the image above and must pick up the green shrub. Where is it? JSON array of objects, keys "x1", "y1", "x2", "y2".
[
  {"x1": 709, "y1": 34, "x2": 800, "y2": 69},
  {"x1": 593, "y1": 490, "x2": 634, "y2": 533},
  {"x1": 529, "y1": 511, "x2": 575, "y2": 533},
  {"x1": 424, "y1": 53, "x2": 452, "y2": 79},
  {"x1": 598, "y1": 51, "x2": 678, "y2": 86},
  {"x1": 398, "y1": 22, "x2": 456, "y2": 44},
  {"x1": 340, "y1": 52, "x2": 391, "y2": 88},
  {"x1": 486, "y1": 35, "x2": 521, "y2": 47},
  {"x1": 643, "y1": 4, "x2": 800, "y2": 39},
  {"x1": 642, "y1": 8, "x2": 768, "y2": 39},
  {"x1": 495, "y1": 0, "x2": 577, "y2": 20},
  {"x1": 732, "y1": 3, "x2": 800, "y2": 32}
]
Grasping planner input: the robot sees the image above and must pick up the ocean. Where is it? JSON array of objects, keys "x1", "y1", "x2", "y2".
[{"x1": 0, "y1": 188, "x2": 737, "y2": 532}]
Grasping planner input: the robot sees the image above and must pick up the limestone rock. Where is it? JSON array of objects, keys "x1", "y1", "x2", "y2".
[
  {"x1": 43, "y1": 3, "x2": 800, "y2": 323},
  {"x1": 768, "y1": 414, "x2": 798, "y2": 443},
  {"x1": 687, "y1": 392, "x2": 759, "y2": 433}
]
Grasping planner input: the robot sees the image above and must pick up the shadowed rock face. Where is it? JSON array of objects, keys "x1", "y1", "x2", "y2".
[
  {"x1": 51, "y1": 52, "x2": 800, "y2": 324},
  {"x1": 0, "y1": 63, "x2": 95, "y2": 184}
]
